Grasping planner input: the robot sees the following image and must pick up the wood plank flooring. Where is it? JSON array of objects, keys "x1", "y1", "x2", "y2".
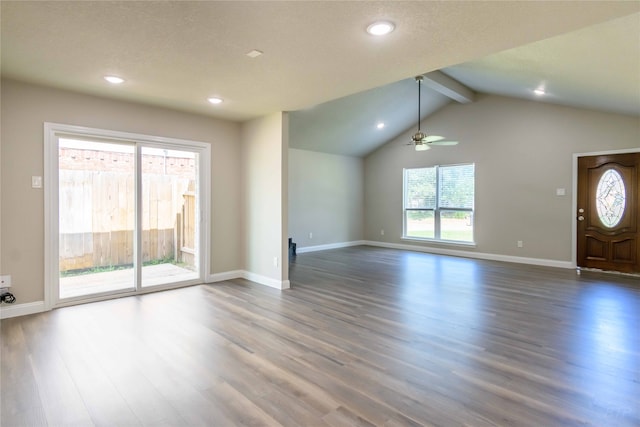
[{"x1": 1, "y1": 246, "x2": 639, "y2": 426}]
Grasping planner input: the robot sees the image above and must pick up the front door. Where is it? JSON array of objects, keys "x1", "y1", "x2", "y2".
[{"x1": 577, "y1": 152, "x2": 639, "y2": 273}]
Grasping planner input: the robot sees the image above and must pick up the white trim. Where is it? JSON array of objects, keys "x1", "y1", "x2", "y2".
[
  {"x1": 207, "y1": 270, "x2": 291, "y2": 289},
  {"x1": 44, "y1": 124, "x2": 57, "y2": 310},
  {"x1": 296, "y1": 240, "x2": 366, "y2": 254},
  {"x1": 578, "y1": 267, "x2": 640, "y2": 278},
  {"x1": 401, "y1": 236, "x2": 476, "y2": 247},
  {"x1": 571, "y1": 148, "x2": 640, "y2": 269},
  {"x1": 0, "y1": 268, "x2": 290, "y2": 319},
  {"x1": 206, "y1": 270, "x2": 244, "y2": 283},
  {"x1": 242, "y1": 271, "x2": 290, "y2": 290},
  {"x1": 363, "y1": 240, "x2": 573, "y2": 269},
  {"x1": 0, "y1": 301, "x2": 46, "y2": 319}
]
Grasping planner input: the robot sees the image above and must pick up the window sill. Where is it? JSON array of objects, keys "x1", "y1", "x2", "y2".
[{"x1": 401, "y1": 236, "x2": 477, "y2": 248}]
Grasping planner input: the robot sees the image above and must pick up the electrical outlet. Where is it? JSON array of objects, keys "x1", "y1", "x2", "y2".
[
  {"x1": 273, "y1": 257, "x2": 278, "y2": 268},
  {"x1": 380, "y1": 229, "x2": 385, "y2": 236},
  {"x1": 0, "y1": 275, "x2": 12, "y2": 287},
  {"x1": 309, "y1": 232, "x2": 313, "y2": 239},
  {"x1": 517, "y1": 241, "x2": 523, "y2": 248}
]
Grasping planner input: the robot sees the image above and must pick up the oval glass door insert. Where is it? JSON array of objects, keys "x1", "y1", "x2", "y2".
[{"x1": 596, "y1": 169, "x2": 626, "y2": 228}]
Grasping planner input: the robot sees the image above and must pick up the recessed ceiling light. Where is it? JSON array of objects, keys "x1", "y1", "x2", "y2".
[
  {"x1": 534, "y1": 88, "x2": 546, "y2": 96},
  {"x1": 246, "y1": 49, "x2": 263, "y2": 58},
  {"x1": 104, "y1": 75, "x2": 124, "y2": 84},
  {"x1": 366, "y1": 21, "x2": 395, "y2": 36},
  {"x1": 377, "y1": 122, "x2": 385, "y2": 129},
  {"x1": 207, "y1": 97, "x2": 223, "y2": 105}
]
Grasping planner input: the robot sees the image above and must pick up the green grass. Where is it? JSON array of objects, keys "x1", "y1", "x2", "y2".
[
  {"x1": 60, "y1": 264, "x2": 131, "y2": 278},
  {"x1": 61, "y1": 257, "x2": 179, "y2": 277}
]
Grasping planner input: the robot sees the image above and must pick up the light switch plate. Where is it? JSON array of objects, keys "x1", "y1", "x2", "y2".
[{"x1": 32, "y1": 176, "x2": 43, "y2": 188}]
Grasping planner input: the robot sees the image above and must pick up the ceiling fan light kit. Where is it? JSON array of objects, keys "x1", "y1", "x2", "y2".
[
  {"x1": 412, "y1": 130, "x2": 427, "y2": 143},
  {"x1": 410, "y1": 75, "x2": 459, "y2": 151},
  {"x1": 414, "y1": 141, "x2": 430, "y2": 151}
]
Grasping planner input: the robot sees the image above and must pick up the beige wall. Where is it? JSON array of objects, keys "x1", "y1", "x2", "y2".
[
  {"x1": 288, "y1": 148, "x2": 363, "y2": 248},
  {"x1": 1, "y1": 79, "x2": 242, "y2": 304},
  {"x1": 365, "y1": 94, "x2": 640, "y2": 262},
  {"x1": 4, "y1": 78, "x2": 638, "y2": 304},
  {"x1": 241, "y1": 112, "x2": 289, "y2": 287}
]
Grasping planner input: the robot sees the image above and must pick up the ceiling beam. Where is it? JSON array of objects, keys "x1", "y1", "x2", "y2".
[{"x1": 423, "y1": 71, "x2": 475, "y2": 104}]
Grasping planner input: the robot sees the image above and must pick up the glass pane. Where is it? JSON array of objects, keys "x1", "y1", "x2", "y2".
[
  {"x1": 596, "y1": 169, "x2": 626, "y2": 228},
  {"x1": 141, "y1": 147, "x2": 199, "y2": 287},
  {"x1": 440, "y1": 211, "x2": 474, "y2": 242},
  {"x1": 439, "y1": 164, "x2": 474, "y2": 209},
  {"x1": 405, "y1": 168, "x2": 436, "y2": 209},
  {"x1": 406, "y1": 210, "x2": 434, "y2": 239},
  {"x1": 59, "y1": 138, "x2": 135, "y2": 299}
]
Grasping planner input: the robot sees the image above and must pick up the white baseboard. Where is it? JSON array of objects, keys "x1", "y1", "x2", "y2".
[
  {"x1": 363, "y1": 240, "x2": 573, "y2": 269},
  {"x1": 0, "y1": 269, "x2": 287, "y2": 320},
  {"x1": 2, "y1": 243, "x2": 568, "y2": 321},
  {"x1": 242, "y1": 271, "x2": 290, "y2": 290},
  {"x1": 296, "y1": 240, "x2": 366, "y2": 254},
  {"x1": 207, "y1": 269, "x2": 290, "y2": 290},
  {"x1": 206, "y1": 270, "x2": 244, "y2": 283},
  {"x1": 1, "y1": 301, "x2": 46, "y2": 319}
]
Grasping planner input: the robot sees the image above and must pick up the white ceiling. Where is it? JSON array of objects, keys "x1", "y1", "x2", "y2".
[
  {"x1": 289, "y1": 78, "x2": 452, "y2": 157},
  {"x1": 444, "y1": 12, "x2": 640, "y2": 117},
  {"x1": 2, "y1": 2, "x2": 639, "y2": 157},
  {"x1": 292, "y1": 11, "x2": 640, "y2": 157}
]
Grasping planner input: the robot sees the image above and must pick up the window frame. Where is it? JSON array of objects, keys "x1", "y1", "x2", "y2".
[{"x1": 403, "y1": 163, "x2": 475, "y2": 244}]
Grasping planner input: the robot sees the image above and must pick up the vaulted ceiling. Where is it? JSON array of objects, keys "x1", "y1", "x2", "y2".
[{"x1": 2, "y1": 2, "x2": 638, "y2": 157}]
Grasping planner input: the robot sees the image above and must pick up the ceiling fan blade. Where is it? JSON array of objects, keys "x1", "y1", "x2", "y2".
[
  {"x1": 422, "y1": 135, "x2": 445, "y2": 143},
  {"x1": 414, "y1": 142, "x2": 430, "y2": 151},
  {"x1": 428, "y1": 140, "x2": 459, "y2": 146}
]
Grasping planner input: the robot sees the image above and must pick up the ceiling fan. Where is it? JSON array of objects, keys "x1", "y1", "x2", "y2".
[{"x1": 410, "y1": 75, "x2": 458, "y2": 151}]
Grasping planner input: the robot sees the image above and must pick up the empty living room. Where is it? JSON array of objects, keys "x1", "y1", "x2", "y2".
[{"x1": 1, "y1": 2, "x2": 639, "y2": 426}]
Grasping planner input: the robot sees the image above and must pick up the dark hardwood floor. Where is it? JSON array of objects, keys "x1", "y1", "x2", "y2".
[{"x1": 2, "y1": 246, "x2": 639, "y2": 426}]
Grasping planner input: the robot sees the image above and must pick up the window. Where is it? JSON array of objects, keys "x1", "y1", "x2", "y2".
[{"x1": 403, "y1": 164, "x2": 475, "y2": 243}]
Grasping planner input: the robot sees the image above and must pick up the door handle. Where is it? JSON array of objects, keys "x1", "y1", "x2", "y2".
[{"x1": 577, "y1": 215, "x2": 585, "y2": 221}]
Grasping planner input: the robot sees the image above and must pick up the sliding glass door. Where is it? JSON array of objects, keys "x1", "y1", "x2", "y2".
[
  {"x1": 140, "y1": 147, "x2": 199, "y2": 288},
  {"x1": 48, "y1": 124, "x2": 209, "y2": 306},
  {"x1": 58, "y1": 139, "x2": 136, "y2": 299}
]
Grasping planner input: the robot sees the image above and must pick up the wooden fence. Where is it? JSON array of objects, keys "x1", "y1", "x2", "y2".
[
  {"x1": 176, "y1": 186, "x2": 196, "y2": 266},
  {"x1": 59, "y1": 170, "x2": 195, "y2": 272}
]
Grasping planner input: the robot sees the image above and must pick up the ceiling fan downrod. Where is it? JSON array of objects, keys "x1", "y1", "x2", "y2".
[{"x1": 412, "y1": 75, "x2": 428, "y2": 147}]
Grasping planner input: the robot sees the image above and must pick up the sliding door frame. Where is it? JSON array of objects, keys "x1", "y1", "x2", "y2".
[{"x1": 44, "y1": 123, "x2": 211, "y2": 309}]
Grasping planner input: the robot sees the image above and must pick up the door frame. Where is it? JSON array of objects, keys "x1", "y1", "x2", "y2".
[
  {"x1": 571, "y1": 147, "x2": 640, "y2": 271},
  {"x1": 44, "y1": 123, "x2": 211, "y2": 310}
]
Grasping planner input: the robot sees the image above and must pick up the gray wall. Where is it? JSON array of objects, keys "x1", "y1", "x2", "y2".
[
  {"x1": 1, "y1": 79, "x2": 243, "y2": 304},
  {"x1": 241, "y1": 112, "x2": 289, "y2": 287},
  {"x1": 288, "y1": 149, "x2": 364, "y2": 249},
  {"x1": 365, "y1": 94, "x2": 640, "y2": 262}
]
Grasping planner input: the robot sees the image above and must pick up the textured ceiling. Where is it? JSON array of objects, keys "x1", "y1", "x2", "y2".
[
  {"x1": 2, "y1": 2, "x2": 639, "y2": 158},
  {"x1": 444, "y1": 12, "x2": 640, "y2": 117},
  {"x1": 2, "y1": 1, "x2": 637, "y2": 123},
  {"x1": 289, "y1": 79, "x2": 451, "y2": 157},
  {"x1": 294, "y1": 11, "x2": 640, "y2": 157}
]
